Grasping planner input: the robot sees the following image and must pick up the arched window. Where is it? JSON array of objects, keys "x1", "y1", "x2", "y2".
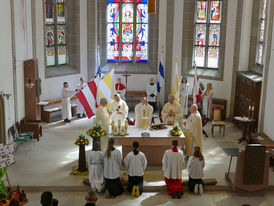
[
  {"x1": 256, "y1": 0, "x2": 267, "y2": 65},
  {"x1": 193, "y1": 0, "x2": 222, "y2": 69},
  {"x1": 106, "y1": 0, "x2": 148, "y2": 63},
  {"x1": 44, "y1": 0, "x2": 67, "y2": 67}
]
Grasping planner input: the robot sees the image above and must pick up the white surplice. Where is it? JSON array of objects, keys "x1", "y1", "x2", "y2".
[
  {"x1": 146, "y1": 83, "x2": 157, "y2": 102},
  {"x1": 124, "y1": 151, "x2": 147, "y2": 176},
  {"x1": 179, "y1": 83, "x2": 189, "y2": 115},
  {"x1": 161, "y1": 102, "x2": 183, "y2": 127},
  {"x1": 186, "y1": 111, "x2": 203, "y2": 151},
  {"x1": 88, "y1": 150, "x2": 104, "y2": 192},
  {"x1": 109, "y1": 99, "x2": 129, "y2": 122},
  {"x1": 134, "y1": 103, "x2": 153, "y2": 128},
  {"x1": 202, "y1": 90, "x2": 213, "y2": 119},
  {"x1": 103, "y1": 148, "x2": 122, "y2": 179},
  {"x1": 76, "y1": 82, "x2": 87, "y2": 115},
  {"x1": 187, "y1": 156, "x2": 205, "y2": 179},
  {"x1": 61, "y1": 88, "x2": 75, "y2": 120},
  {"x1": 162, "y1": 148, "x2": 185, "y2": 179}
]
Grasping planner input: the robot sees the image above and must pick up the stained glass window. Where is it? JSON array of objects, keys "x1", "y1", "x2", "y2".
[
  {"x1": 256, "y1": 0, "x2": 268, "y2": 65},
  {"x1": 44, "y1": 0, "x2": 67, "y2": 67},
  {"x1": 193, "y1": 0, "x2": 222, "y2": 69},
  {"x1": 107, "y1": 0, "x2": 148, "y2": 63}
]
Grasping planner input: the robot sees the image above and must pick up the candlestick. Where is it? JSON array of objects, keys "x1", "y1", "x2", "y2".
[
  {"x1": 249, "y1": 106, "x2": 251, "y2": 111},
  {"x1": 252, "y1": 106, "x2": 254, "y2": 111},
  {"x1": 125, "y1": 120, "x2": 128, "y2": 135}
]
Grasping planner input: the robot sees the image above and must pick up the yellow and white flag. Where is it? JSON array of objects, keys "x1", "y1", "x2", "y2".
[
  {"x1": 171, "y1": 59, "x2": 180, "y2": 102},
  {"x1": 98, "y1": 69, "x2": 115, "y2": 105}
]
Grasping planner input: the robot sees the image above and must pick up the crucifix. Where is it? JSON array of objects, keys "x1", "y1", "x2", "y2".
[{"x1": 122, "y1": 70, "x2": 131, "y2": 92}]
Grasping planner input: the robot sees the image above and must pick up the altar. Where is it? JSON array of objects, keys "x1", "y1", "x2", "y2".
[{"x1": 111, "y1": 126, "x2": 185, "y2": 166}]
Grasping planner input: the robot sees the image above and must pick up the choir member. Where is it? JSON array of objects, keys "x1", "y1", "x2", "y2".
[
  {"x1": 179, "y1": 76, "x2": 189, "y2": 116},
  {"x1": 124, "y1": 141, "x2": 147, "y2": 197},
  {"x1": 162, "y1": 140, "x2": 185, "y2": 199},
  {"x1": 202, "y1": 83, "x2": 213, "y2": 119}
]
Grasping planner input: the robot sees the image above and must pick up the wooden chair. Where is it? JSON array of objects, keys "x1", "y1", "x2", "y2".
[
  {"x1": 211, "y1": 106, "x2": 226, "y2": 137},
  {"x1": 227, "y1": 144, "x2": 270, "y2": 193},
  {"x1": 15, "y1": 121, "x2": 34, "y2": 139},
  {"x1": 20, "y1": 118, "x2": 42, "y2": 141},
  {"x1": 9, "y1": 126, "x2": 32, "y2": 150}
]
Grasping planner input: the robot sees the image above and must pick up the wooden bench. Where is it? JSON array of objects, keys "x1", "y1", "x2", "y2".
[
  {"x1": 41, "y1": 96, "x2": 78, "y2": 123},
  {"x1": 188, "y1": 95, "x2": 227, "y2": 120},
  {"x1": 125, "y1": 91, "x2": 146, "y2": 110},
  {"x1": 249, "y1": 133, "x2": 274, "y2": 171}
]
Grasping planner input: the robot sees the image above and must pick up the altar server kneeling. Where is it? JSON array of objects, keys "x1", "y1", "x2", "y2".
[
  {"x1": 124, "y1": 141, "x2": 147, "y2": 197},
  {"x1": 103, "y1": 138, "x2": 124, "y2": 198},
  {"x1": 88, "y1": 141, "x2": 104, "y2": 193},
  {"x1": 162, "y1": 140, "x2": 185, "y2": 199}
]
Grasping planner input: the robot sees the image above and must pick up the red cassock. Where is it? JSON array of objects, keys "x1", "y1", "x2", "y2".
[
  {"x1": 164, "y1": 178, "x2": 183, "y2": 195},
  {"x1": 115, "y1": 83, "x2": 126, "y2": 91}
]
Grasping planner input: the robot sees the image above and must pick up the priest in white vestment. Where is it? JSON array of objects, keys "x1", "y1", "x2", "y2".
[
  {"x1": 135, "y1": 97, "x2": 153, "y2": 128},
  {"x1": 146, "y1": 78, "x2": 157, "y2": 111},
  {"x1": 103, "y1": 138, "x2": 124, "y2": 198},
  {"x1": 124, "y1": 141, "x2": 147, "y2": 197},
  {"x1": 95, "y1": 98, "x2": 111, "y2": 149},
  {"x1": 88, "y1": 141, "x2": 104, "y2": 192},
  {"x1": 162, "y1": 140, "x2": 185, "y2": 199},
  {"x1": 185, "y1": 104, "x2": 203, "y2": 156},
  {"x1": 161, "y1": 94, "x2": 183, "y2": 127},
  {"x1": 61, "y1": 82, "x2": 75, "y2": 123},
  {"x1": 109, "y1": 94, "x2": 129, "y2": 123},
  {"x1": 76, "y1": 77, "x2": 87, "y2": 118}
]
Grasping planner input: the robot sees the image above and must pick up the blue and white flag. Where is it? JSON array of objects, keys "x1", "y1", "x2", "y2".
[
  {"x1": 157, "y1": 53, "x2": 165, "y2": 93},
  {"x1": 96, "y1": 48, "x2": 102, "y2": 78}
]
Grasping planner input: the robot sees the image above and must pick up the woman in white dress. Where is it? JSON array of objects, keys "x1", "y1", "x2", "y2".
[
  {"x1": 202, "y1": 83, "x2": 213, "y2": 119},
  {"x1": 179, "y1": 76, "x2": 189, "y2": 116}
]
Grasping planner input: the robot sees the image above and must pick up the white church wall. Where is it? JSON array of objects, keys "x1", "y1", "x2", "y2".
[
  {"x1": 35, "y1": 0, "x2": 88, "y2": 100},
  {"x1": 263, "y1": 17, "x2": 274, "y2": 141},
  {"x1": 0, "y1": 0, "x2": 15, "y2": 142}
]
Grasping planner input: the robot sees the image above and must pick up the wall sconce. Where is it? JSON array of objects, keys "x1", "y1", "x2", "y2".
[
  {"x1": 25, "y1": 79, "x2": 35, "y2": 89},
  {"x1": 3, "y1": 93, "x2": 12, "y2": 100}
]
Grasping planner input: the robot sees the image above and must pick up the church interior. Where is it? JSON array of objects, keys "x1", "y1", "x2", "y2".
[{"x1": 1, "y1": 0, "x2": 274, "y2": 205}]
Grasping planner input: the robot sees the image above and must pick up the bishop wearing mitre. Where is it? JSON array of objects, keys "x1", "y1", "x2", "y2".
[
  {"x1": 109, "y1": 94, "x2": 129, "y2": 123},
  {"x1": 161, "y1": 94, "x2": 183, "y2": 128},
  {"x1": 96, "y1": 98, "x2": 111, "y2": 149},
  {"x1": 135, "y1": 97, "x2": 153, "y2": 128}
]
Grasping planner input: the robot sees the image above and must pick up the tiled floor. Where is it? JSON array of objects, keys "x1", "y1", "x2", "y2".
[{"x1": 7, "y1": 115, "x2": 274, "y2": 189}]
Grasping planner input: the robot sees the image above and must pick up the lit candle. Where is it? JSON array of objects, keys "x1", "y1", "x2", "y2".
[
  {"x1": 249, "y1": 106, "x2": 251, "y2": 111},
  {"x1": 252, "y1": 106, "x2": 254, "y2": 111}
]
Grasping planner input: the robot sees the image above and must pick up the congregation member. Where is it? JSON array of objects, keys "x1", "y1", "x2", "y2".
[
  {"x1": 146, "y1": 78, "x2": 157, "y2": 111},
  {"x1": 76, "y1": 77, "x2": 87, "y2": 118},
  {"x1": 187, "y1": 146, "x2": 205, "y2": 195},
  {"x1": 109, "y1": 94, "x2": 129, "y2": 123},
  {"x1": 40, "y1": 191, "x2": 58, "y2": 206},
  {"x1": 161, "y1": 94, "x2": 183, "y2": 127},
  {"x1": 162, "y1": 140, "x2": 185, "y2": 199},
  {"x1": 135, "y1": 97, "x2": 153, "y2": 128},
  {"x1": 124, "y1": 141, "x2": 147, "y2": 197},
  {"x1": 84, "y1": 188, "x2": 97, "y2": 206},
  {"x1": 103, "y1": 138, "x2": 124, "y2": 198},
  {"x1": 184, "y1": 104, "x2": 203, "y2": 157},
  {"x1": 95, "y1": 98, "x2": 111, "y2": 148},
  {"x1": 179, "y1": 76, "x2": 189, "y2": 116},
  {"x1": 115, "y1": 78, "x2": 126, "y2": 100},
  {"x1": 61, "y1": 82, "x2": 75, "y2": 123},
  {"x1": 202, "y1": 83, "x2": 213, "y2": 119},
  {"x1": 88, "y1": 141, "x2": 104, "y2": 193}
]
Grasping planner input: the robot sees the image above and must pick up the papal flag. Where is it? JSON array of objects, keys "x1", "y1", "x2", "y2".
[
  {"x1": 171, "y1": 59, "x2": 180, "y2": 102},
  {"x1": 99, "y1": 69, "x2": 115, "y2": 104}
]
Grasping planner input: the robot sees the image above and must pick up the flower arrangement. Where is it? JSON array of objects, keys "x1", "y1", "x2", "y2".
[
  {"x1": 169, "y1": 125, "x2": 182, "y2": 136},
  {"x1": 87, "y1": 123, "x2": 106, "y2": 138},
  {"x1": 74, "y1": 134, "x2": 90, "y2": 146}
]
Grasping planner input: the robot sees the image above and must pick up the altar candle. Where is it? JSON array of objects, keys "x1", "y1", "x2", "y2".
[
  {"x1": 118, "y1": 120, "x2": 121, "y2": 127},
  {"x1": 249, "y1": 105, "x2": 251, "y2": 111},
  {"x1": 252, "y1": 106, "x2": 254, "y2": 111}
]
